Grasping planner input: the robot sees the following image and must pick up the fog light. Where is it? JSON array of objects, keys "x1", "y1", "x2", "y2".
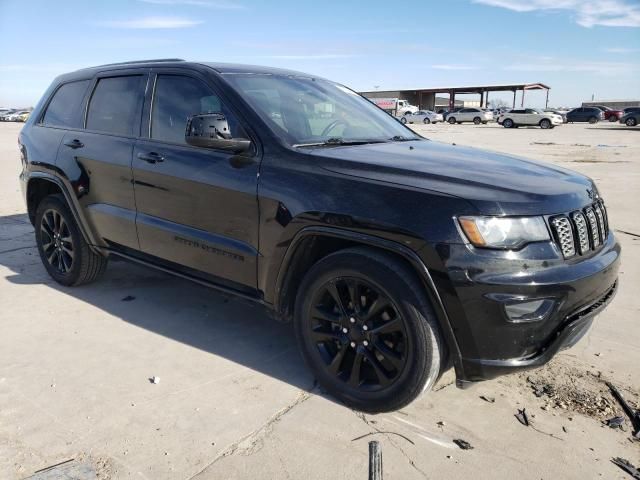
[{"x1": 504, "y1": 299, "x2": 556, "y2": 323}]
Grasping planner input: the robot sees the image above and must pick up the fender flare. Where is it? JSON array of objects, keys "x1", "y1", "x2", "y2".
[
  {"x1": 274, "y1": 225, "x2": 465, "y2": 380},
  {"x1": 26, "y1": 172, "x2": 102, "y2": 253}
]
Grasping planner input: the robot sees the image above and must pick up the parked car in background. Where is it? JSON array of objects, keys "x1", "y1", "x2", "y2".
[
  {"x1": 401, "y1": 110, "x2": 443, "y2": 124},
  {"x1": 622, "y1": 107, "x2": 640, "y2": 115},
  {"x1": 446, "y1": 108, "x2": 493, "y2": 124},
  {"x1": 0, "y1": 109, "x2": 18, "y2": 121},
  {"x1": 544, "y1": 109, "x2": 568, "y2": 123},
  {"x1": 498, "y1": 109, "x2": 563, "y2": 129},
  {"x1": 591, "y1": 105, "x2": 624, "y2": 123},
  {"x1": 3, "y1": 110, "x2": 30, "y2": 122},
  {"x1": 441, "y1": 107, "x2": 462, "y2": 120},
  {"x1": 566, "y1": 107, "x2": 604, "y2": 124},
  {"x1": 620, "y1": 111, "x2": 639, "y2": 127},
  {"x1": 18, "y1": 112, "x2": 30, "y2": 122}
]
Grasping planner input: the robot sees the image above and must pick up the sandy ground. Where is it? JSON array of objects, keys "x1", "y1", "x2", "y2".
[{"x1": 0, "y1": 121, "x2": 638, "y2": 479}]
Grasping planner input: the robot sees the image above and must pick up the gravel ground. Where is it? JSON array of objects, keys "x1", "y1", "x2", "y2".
[{"x1": 0, "y1": 121, "x2": 638, "y2": 479}]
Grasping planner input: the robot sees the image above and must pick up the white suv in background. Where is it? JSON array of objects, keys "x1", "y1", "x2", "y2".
[
  {"x1": 446, "y1": 108, "x2": 493, "y2": 124},
  {"x1": 498, "y1": 108, "x2": 563, "y2": 129}
]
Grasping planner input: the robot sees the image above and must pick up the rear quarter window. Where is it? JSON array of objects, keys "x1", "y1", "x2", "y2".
[{"x1": 41, "y1": 80, "x2": 91, "y2": 128}]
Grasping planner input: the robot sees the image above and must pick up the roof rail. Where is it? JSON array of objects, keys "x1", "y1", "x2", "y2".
[{"x1": 93, "y1": 58, "x2": 186, "y2": 68}]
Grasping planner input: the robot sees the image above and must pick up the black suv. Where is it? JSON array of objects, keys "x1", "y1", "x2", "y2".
[{"x1": 19, "y1": 60, "x2": 620, "y2": 412}]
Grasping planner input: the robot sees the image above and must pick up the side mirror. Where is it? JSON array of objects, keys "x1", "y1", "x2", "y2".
[{"x1": 185, "y1": 113, "x2": 252, "y2": 153}]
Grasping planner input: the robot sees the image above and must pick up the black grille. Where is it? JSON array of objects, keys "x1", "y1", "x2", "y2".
[{"x1": 550, "y1": 200, "x2": 609, "y2": 259}]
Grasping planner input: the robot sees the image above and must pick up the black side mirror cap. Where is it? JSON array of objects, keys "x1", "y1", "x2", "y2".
[{"x1": 185, "y1": 113, "x2": 252, "y2": 154}]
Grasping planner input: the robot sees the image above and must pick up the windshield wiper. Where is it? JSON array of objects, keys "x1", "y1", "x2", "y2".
[
  {"x1": 389, "y1": 135, "x2": 416, "y2": 142},
  {"x1": 293, "y1": 137, "x2": 388, "y2": 148}
]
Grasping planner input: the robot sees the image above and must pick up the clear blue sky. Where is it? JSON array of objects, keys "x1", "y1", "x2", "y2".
[{"x1": 1, "y1": 0, "x2": 638, "y2": 108}]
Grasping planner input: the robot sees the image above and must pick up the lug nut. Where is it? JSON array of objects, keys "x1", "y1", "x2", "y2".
[
  {"x1": 342, "y1": 327, "x2": 348, "y2": 334},
  {"x1": 350, "y1": 317, "x2": 356, "y2": 324},
  {"x1": 363, "y1": 340, "x2": 369, "y2": 347},
  {"x1": 350, "y1": 341, "x2": 356, "y2": 348}
]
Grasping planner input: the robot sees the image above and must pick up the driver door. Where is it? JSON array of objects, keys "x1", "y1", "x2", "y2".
[{"x1": 132, "y1": 70, "x2": 260, "y2": 290}]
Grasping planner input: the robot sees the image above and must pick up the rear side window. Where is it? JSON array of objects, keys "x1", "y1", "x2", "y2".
[
  {"x1": 86, "y1": 76, "x2": 146, "y2": 136},
  {"x1": 42, "y1": 80, "x2": 90, "y2": 128}
]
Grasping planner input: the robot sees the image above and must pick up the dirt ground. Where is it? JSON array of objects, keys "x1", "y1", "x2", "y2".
[{"x1": 0, "y1": 121, "x2": 638, "y2": 479}]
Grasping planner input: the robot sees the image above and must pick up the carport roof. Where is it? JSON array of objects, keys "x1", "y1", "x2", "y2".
[{"x1": 361, "y1": 83, "x2": 550, "y2": 94}]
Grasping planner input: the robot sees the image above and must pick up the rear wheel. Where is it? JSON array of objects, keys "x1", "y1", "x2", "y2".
[
  {"x1": 588, "y1": 116, "x2": 598, "y2": 124},
  {"x1": 35, "y1": 194, "x2": 107, "y2": 286},
  {"x1": 400, "y1": 117, "x2": 407, "y2": 124},
  {"x1": 423, "y1": 117, "x2": 431, "y2": 124},
  {"x1": 609, "y1": 115, "x2": 618, "y2": 122},
  {"x1": 540, "y1": 119, "x2": 551, "y2": 129},
  {"x1": 503, "y1": 118, "x2": 514, "y2": 128},
  {"x1": 294, "y1": 248, "x2": 443, "y2": 413},
  {"x1": 448, "y1": 117, "x2": 456, "y2": 124},
  {"x1": 626, "y1": 117, "x2": 638, "y2": 127},
  {"x1": 473, "y1": 117, "x2": 481, "y2": 125}
]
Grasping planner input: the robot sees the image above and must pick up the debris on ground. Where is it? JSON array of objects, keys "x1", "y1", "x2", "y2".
[
  {"x1": 606, "y1": 416, "x2": 625, "y2": 429},
  {"x1": 520, "y1": 360, "x2": 639, "y2": 420},
  {"x1": 453, "y1": 439, "x2": 473, "y2": 450},
  {"x1": 149, "y1": 376, "x2": 160, "y2": 384},
  {"x1": 437, "y1": 421, "x2": 446, "y2": 427},
  {"x1": 121, "y1": 295, "x2": 136, "y2": 302},
  {"x1": 480, "y1": 395, "x2": 495, "y2": 403},
  {"x1": 611, "y1": 457, "x2": 640, "y2": 479},
  {"x1": 607, "y1": 381, "x2": 640, "y2": 439},
  {"x1": 515, "y1": 408, "x2": 530, "y2": 427}
]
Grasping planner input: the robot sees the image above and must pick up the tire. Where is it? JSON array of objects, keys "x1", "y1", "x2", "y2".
[
  {"x1": 35, "y1": 194, "x2": 107, "y2": 286},
  {"x1": 503, "y1": 118, "x2": 514, "y2": 128},
  {"x1": 473, "y1": 117, "x2": 481, "y2": 125},
  {"x1": 540, "y1": 119, "x2": 551, "y2": 129},
  {"x1": 423, "y1": 117, "x2": 431, "y2": 124},
  {"x1": 609, "y1": 116, "x2": 618, "y2": 122},
  {"x1": 294, "y1": 247, "x2": 443, "y2": 413},
  {"x1": 448, "y1": 117, "x2": 456, "y2": 124},
  {"x1": 588, "y1": 116, "x2": 598, "y2": 124},
  {"x1": 400, "y1": 117, "x2": 407, "y2": 124},
  {"x1": 626, "y1": 117, "x2": 637, "y2": 127}
]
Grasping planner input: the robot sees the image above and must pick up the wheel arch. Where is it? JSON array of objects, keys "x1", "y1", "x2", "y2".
[
  {"x1": 273, "y1": 225, "x2": 464, "y2": 378},
  {"x1": 26, "y1": 173, "x2": 100, "y2": 250}
]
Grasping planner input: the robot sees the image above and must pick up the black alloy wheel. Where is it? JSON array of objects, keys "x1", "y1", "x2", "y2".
[
  {"x1": 40, "y1": 208, "x2": 74, "y2": 274},
  {"x1": 307, "y1": 277, "x2": 408, "y2": 392}
]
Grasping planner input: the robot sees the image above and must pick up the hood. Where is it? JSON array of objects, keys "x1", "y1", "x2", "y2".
[{"x1": 304, "y1": 140, "x2": 597, "y2": 215}]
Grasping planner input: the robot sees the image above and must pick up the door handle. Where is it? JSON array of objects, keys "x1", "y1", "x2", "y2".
[
  {"x1": 63, "y1": 139, "x2": 84, "y2": 149},
  {"x1": 137, "y1": 151, "x2": 165, "y2": 164}
]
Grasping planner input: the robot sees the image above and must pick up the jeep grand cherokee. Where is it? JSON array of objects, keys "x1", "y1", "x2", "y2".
[{"x1": 19, "y1": 59, "x2": 620, "y2": 412}]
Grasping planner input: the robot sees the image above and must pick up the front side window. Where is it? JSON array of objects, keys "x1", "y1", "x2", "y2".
[
  {"x1": 151, "y1": 74, "x2": 244, "y2": 145},
  {"x1": 86, "y1": 75, "x2": 146, "y2": 136},
  {"x1": 42, "y1": 80, "x2": 90, "y2": 128},
  {"x1": 223, "y1": 74, "x2": 419, "y2": 146}
]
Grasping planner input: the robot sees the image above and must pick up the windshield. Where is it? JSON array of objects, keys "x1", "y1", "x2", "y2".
[{"x1": 223, "y1": 74, "x2": 420, "y2": 146}]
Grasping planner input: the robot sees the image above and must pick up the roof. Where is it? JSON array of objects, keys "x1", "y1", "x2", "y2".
[{"x1": 361, "y1": 83, "x2": 550, "y2": 94}]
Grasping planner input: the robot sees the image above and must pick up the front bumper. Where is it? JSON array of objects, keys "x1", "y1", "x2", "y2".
[{"x1": 426, "y1": 232, "x2": 621, "y2": 383}]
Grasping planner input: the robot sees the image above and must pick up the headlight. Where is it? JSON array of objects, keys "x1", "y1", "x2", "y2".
[{"x1": 458, "y1": 216, "x2": 550, "y2": 249}]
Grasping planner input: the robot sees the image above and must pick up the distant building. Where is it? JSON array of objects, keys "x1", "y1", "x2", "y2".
[{"x1": 582, "y1": 99, "x2": 640, "y2": 109}]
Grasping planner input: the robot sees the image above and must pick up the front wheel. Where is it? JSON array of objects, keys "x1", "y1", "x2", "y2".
[
  {"x1": 540, "y1": 119, "x2": 551, "y2": 129},
  {"x1": 626, "y1": 117, "x2": 638, "y2": 126},
  {"x1": 400, "y1": 117, "x2": 407, "y2": 124},
  {"x1": 503, "y1": 118, "x2": 514, "y2": 128},
  {"x1": 473, "y1": 117, "x2": 481, "y2": 125},
  {"x1": 448, "y1": 117, "x2": 456, "y2": 124},
  {"x1": 35, "y1": 194, "x2": 108, "y2": 286},
  {"x1": 423, "y1": 117, "x2": 431, "y2": 124},
  {"x1": 294, "y1": 248, "x2": 443, "y2": 413},
  {"x1": 609, "y1": 116, "x2": 618, "y2": 122},
  {"x1": 588, "y1": 116, "x2": 598, "y2": 124}
]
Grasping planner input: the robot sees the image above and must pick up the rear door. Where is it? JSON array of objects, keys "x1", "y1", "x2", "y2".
[
  {"x1": 57, "y1": 70, "x2": 147, "y2": 249},
  {"x1": 132, "y1": 69, "x2": 260, "y2": 290}
]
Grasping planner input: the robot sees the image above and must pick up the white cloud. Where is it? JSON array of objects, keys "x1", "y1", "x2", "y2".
[
  {"x1": 431, "y1": 64, "x2": 479, "y2": 70},
  {"x1": 138, "y1": 0, "x2": 245, "y2": 9},
  {"x1": 98, "y1": 16, "x2": 203, "y2": 29},
  {"x1": 473, "y1": 0, "x2": 640, "y2": 27},
  {"x1": 602, "y1": 47, "x2": 639, "y2": 53}
]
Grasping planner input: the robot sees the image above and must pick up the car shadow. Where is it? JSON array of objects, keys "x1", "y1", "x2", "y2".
[
  {"x1": 0, "y1": 212, "x2": 326, "y2": 401},
  {"x1": 586, "y1": 126, "x2": 639, "y2": 131}
]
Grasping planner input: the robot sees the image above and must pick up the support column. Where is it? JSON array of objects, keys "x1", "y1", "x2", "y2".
[
  {"x1": 486, "y1": 91, "x2": 490, "y2": 108},
  {"x1": 449, "y1": 90, "x2": 455, "y2": 110},
  {"x1": 480, "y1": 92, "x2": 484, "y2": 108},
  {"x1": 545, "y1": 89, "x2": 549, "y2": 109},
  {"x1": 521, "y1": 88, "x2": 525, "y2": 107},
  {"x1": 512, "y1": 90, "x2": 516, "y2": 108}
]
